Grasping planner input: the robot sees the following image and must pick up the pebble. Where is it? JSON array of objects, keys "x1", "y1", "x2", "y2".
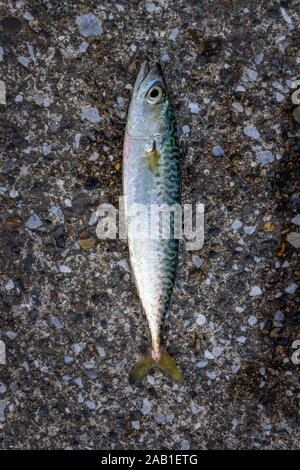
[
  {"x1": 287, "y1": 232, "x2": 300, "y2": 249},
  {"x1": 82, "y1": 107, "x2": 101, "y2": 123},
  {"x1": 181, "y1": 440, "x2": 190, "y2": 450},
  {"x1": 250, "y1": 286, "x2": 262, "y2": 296},
  {"x1": 196, "y1": 314, "x2": 206, "y2": 326},
  {"x1": 244, "y1": 226, "x2": 255, "y2": 235},
  {"x1": 285, "y1": 283, "x2": 298, "y2": 294},
  {"x1": 291, "y1": 214, "x2": 300, "y2": 225},
  {"x1": 169, "y1": 28, "x2": 179, "y2": 40},
  {"x1": 0, "y1": 341, "x2": 6, "y2": 365},
  {"x1": 5, "y1": 279, "x2": 14, "y2": 291},
  {"x1": 131, "y1": 421, "x2": 140, "y2": 430},
  {"x1": 205, "y1": 350, "x2": 214, "y2": 359},
  {"x1": 182, "y1": 125, "x2": 190, "y2": 134},
  {"x1": 17, "y1": 56, "x2": 29, "y2": 67},
  {"x1": 248, "y1": 315, "x2": 258, "y2": 326},
  {"x1": 43, "y1": 144, "x2": 51, "y2": 156},
  {"x1": 26, "y1": 213, "x2": 43, "y2": 229},
  {"x1": 232, "y1": 219, "x2": 243, "y2": 230},
  {"x1": 155, "y1": 413, "x2": 165, "y2": 423},
  {"x1": 76, "y1": 14, "x2": 103, "y2": 37},
  {"x1": 255, "y1": 53, "x2": 264, "y2": 65},
  {"x1": 248, "y1": 70, "x2": 258, "y2": 81},
  {"x1": 276, "y1": 92, "x2": 285, "y2": 102},
  {"x1": 258, "y1": 151, "x2": 274, "y2": 165},
  {"x1": 141, "y1": 398, "x2": 151, "y2": 415},
  {"x1": 212, "y1": 145, "x2": 224, "y2": 156},
  {"x1": 51, "y1": 317, "x2": 63, "y2": 329},
  {"x1": 197, "y1": 361, "x2": 208, "y2": 368},
  {"x1": 0, "y1": 401, "x2": 7, "y2": 422},
  {"x1": 232, "y1": 102, "x2": 243, "y2": 112},
  {"x1": 60, "y1": 265, "x2": 72, "y2": 273},
  {"x1": 0, "y1": 81, "x2": 6, "y2": 105},
  {"x1": 188, "y1": 103, "x2": 200, "y2": 114},
  {"x1": 192, "y1": 255, "x2": 202, "y2": 268},
  {"x1": 212, "y1": 347, "x2": 222, "y2": 358},
  {"x1": 244, "y1": 126, "x2": 260, "y2": 139},
  {"x1": 236, "y1": 336, "x2": 246, "y2": 344},
  {"x1": 89, "y1": 211, "x2": 99, "y2": 225},
  {"x1": 161, "y1": 53, "x2": 170, "y2": 61}
]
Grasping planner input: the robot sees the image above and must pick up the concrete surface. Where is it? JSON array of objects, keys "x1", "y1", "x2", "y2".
[{"x1": 0, "y1": 0, "x2": 299, "y2": 450}]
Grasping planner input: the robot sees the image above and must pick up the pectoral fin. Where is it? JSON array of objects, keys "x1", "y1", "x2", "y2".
[{"x1": 146, "y1": 141, "x2": 160, "y2": 175}]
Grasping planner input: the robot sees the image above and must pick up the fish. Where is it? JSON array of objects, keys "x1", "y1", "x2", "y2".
[{"x1": 123, "y1": 61, "x2": 182, "y2": 383}]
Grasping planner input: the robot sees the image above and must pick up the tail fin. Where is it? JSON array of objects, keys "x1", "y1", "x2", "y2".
[{"x1": 129, "y1": 348, "x2": 183, "y2": 384}]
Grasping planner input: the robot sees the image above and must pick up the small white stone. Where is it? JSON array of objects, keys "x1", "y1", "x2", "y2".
[
  {"x1": 76, "y1": 14, "x2": 102, "y2": 37},
  {"x1": 9, "y1": 189, "x2": 19, "y2": 198},
  {"x1": 117, "y1": 259, "x2": 131, "y2": 273},
  {"x1": 287, "y1": 232, "x2": 300, "y2": 249},
  {"x1": 0, "y1": 81, "x2": 6, "y2": 105},
  {"x1": 213, "y1": 347, "x2": 222, "y2": 358},
  {"x1": 188, "y1": 102, "x2": 200, "y2": 114},
  {"x1": 51, "y1": 317, "x2": 63, "y2": 329},
  {"x1": 244, "y1": 126, "x2": 260, "y2": 139},
  {"x1": 255, "y1": 53, "x2": 264, "y2": 65},
  {"x1": 169, "y1": 28, "x2": 179, "y2": 40},
  {"x1": 244, "y1": 226, "x2": 255, "y2": 235},
  {"x1": 5, "y1": 279, "x2": 14, "y2": 291},
  {"x1": 89, "y1": 211, "x2": 98, "y2": 225},
  {"x1": 250, "y1": 286, "x2": 262, "y2": 296},
  {"x1": 182, "y1": 125, "x2": 190, "y2": 134},
  {"x1": 197, "y1": 361, "x2": 208, "y2": 368},
  {"x1": 232, "y1": 219, "x2": 243, "y2": 230},
  {"x1": 248, "y1": 315, "x2": 258, "y2": 325},
  {"x1": 192, "y1": 255, "x2": 202, "y2": 268},
  {"x1": 236, "y1": 336, "x2": 246, "y2": 344},
  {"x1": 276, "y1": 92, "x2": 285, "y2": 102},
  {"x1": 97, "y1": 346, "x2": 106, "y2": 357},
  {"x1": 141, "y1": 398, "x2": 151, "y2": 415},
  {"x1": 280, "y1": 7, "x2": 292, "y2": 24},
  {"x1": 80, "y1": 41, "x2": 89, "y2": 53},
  {"x1": 232, "y1": 102, "x2": 243, "y2": 112},
  {"x1": 23, "y1": 11, "x2": 33, "y2": 20},
  {"x1": 82, "y1": 106, "x2": 101, "y2": 123},
  {"x1": 248, "y1": 70, "x2": 258, "y2": 81},
  {"x1": 6, "y1": 331, "x2": 17, "y2": 340},
  {"x1": 0, "y1": 340, "x2": 6, "y2": 365},
  {"x1": 147, "y1": 3, "x2": 156, "y2": 12},
  {"x1": 291, "y1": 214, "x2": 300, "y2": 225},
  {"x1": 17, "y1": 56, "x2": 29, "y2": 67},
  {"x1": 235, "y1": 85, "x2": 246, "y2": 92},
  {"x1": 212, "y1": 145, "x2": 224, "y2": 156},
  {"x1": 205, "y1": 350, "x2": 214, "y2": 359},
  {"x1": 181, "y1": 440, "x2": 190, "y2": 450},
  {"x1": 60, "y1": 265, "x2": 71, "y2": 273},
  {"x1": 285, "y1": 283, "x2": 298, "y2": 294},
  {"x1": 196, "y1": 314, "x2": 206, "y2": 326},
  {"x1": 258, "y1": 150, "x2": 274, "y2": 165},
  {"x1": 131, "y1": 420, "x2": 140, "y2": 430},
  {"x1": 26, "y1": 213, "x2": 43, "y2": 229},
  {"x1": 161, "y1": 53, "x2": 170, "y2": 61}
]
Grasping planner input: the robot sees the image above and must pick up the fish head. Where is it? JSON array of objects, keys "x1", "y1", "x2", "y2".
[{"x1": 126, "y1": 61, "x2": 170, "y2": 138}]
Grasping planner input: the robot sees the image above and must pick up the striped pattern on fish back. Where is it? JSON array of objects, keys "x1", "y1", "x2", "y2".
[{"x1": 157, "y1": 103, "x2": 180, "y2": 339}]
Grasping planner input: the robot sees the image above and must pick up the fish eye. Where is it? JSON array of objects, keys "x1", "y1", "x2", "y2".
[{"x1": 146, "y1": 85, "x2": 164, "y2": 104}]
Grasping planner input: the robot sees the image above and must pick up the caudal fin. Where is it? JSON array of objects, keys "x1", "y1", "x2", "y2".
[{"x1": 129, "y1": 348, "x2": 183, "y2": 384}]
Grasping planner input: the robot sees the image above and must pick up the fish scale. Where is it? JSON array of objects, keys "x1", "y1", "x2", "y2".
[{"x1": 123, "y1": 61, "x2": 182, "y2": 383}]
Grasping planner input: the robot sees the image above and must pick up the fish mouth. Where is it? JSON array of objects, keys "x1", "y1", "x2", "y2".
[
  {"x1": 137, "y1": 60, "x2": 150, "y2": 86},
  {"x1": 134, "y1": 61, "x2": 163, "y2": 94}
]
